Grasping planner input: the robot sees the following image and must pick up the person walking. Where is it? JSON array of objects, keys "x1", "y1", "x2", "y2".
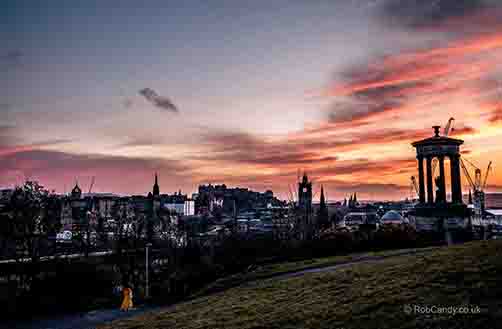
[{"x1": 120, "y1": 284, "x2": 134, "y2": 311}]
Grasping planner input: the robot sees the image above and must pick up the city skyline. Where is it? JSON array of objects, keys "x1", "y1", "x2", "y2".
[{"x1": 2, "y1": 1, "x2": 502, "y2": 200}]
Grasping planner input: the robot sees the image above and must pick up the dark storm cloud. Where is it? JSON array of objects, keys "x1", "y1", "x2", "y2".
[
  {"x1": 381, "y1": 0, "x2": 499, "y2": 27},
  {"x1": 139, "y1": 88, "x2": 178, "y2": 113}
]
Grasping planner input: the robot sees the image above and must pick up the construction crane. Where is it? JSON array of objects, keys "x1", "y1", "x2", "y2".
[
  {"x1": 462, "y1": 158, "x2": 488, "y2": 192},
  {"x1": 443, "y1": 117, "x2": 455, "y2": 136},
  {"x1": 460, "y1": 158, "x2": 476, "y2": 192},
  {"x1": 460, "y1": 158, "x2": 493, "y2": 214},
  {"x1": 482, "y1": 161, "x2": 492, "y2": 191}
]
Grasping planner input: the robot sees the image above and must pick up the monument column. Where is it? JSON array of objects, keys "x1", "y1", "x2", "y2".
[
  {"x1": 438, "y1": 156, "x2": 447, "y2": 202},
  {"x1": 417, "y1": 156, "x2": 426, "y2": 203},
  {"x1": 450, "y1": 154, "x2": 462, "y2": 203},
  {"x1": 426, "y1": 156, "x2": 434, "y2": 204}
]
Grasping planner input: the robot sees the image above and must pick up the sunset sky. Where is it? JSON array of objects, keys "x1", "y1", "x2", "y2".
[{"x1": 2, "y1": 0, "x2": 502, "y2": 200}]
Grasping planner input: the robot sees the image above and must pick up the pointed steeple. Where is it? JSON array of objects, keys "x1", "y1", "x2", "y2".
[
  {"x1": 320, "y1": 185, "x2": 326, "y2": 207},
  {"x1": 71, "y1": 180, "x2": 82, "y2": 199},
  {"x1": 353, "y1": 192, "x2": 357, "y2": 205},
  {"x1": 302, "y1": 171, "x2": 308, "y2": 184},
  {"x1": 317, "y1": 185, "x2": 329, "y2": 228},
  {"x1": 349, "y1": 194, "x2": 353, "y2": 207},
  {"x1": 153, "y1": 172, "x2": 160, "y2": 197}
]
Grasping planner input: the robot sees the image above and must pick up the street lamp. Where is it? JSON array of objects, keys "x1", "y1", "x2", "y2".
[{"x1": 145, "y1": 242, "x2": 152, "y2": 299}]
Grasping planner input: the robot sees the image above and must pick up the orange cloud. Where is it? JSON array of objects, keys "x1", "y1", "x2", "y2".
[{"x1": 4, "y1": 6, "x2": 502, "y2": 201}]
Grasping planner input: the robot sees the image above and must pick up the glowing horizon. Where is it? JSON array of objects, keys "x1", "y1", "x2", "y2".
[{"x1": 2, "y1": 1, "x2": 502, "y2": 201}]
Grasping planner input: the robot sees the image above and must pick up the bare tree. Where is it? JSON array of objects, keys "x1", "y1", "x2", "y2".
[{"x1": 0, "y1": 181, "x2": 60, "y2": 293}]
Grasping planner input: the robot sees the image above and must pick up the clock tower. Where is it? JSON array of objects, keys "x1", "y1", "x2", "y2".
[
  {"x1": 297, "y1": 172, "x2": 313, "y2": 239},
  {"x1": 298, "y1": 172, "x2": 312, "y2": 212}
]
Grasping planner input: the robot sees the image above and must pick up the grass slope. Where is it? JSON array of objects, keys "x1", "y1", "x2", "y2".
[
  {"x1": 192, "y1": 247, "x2": 436, "y2": 298},
  {"x1": 100, "y1": 241, "x2": 502, "y2": 329}
]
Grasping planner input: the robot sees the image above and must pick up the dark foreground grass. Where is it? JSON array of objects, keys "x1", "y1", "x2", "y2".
[
  {"x1": 100, "y1": 241, "x2": 502, "y2": 329},
  {"x1": 192, "y1": 247, "x2": 437, "y2": 298}
]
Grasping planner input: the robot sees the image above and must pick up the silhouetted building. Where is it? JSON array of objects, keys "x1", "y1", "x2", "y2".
[
  {"x1": 153, "y1": 173, "x2": 160, "y2": 197},
  {"x1": 297, "y1": 172, "x2": 314, "y2": 239},
  {"x1": 408, "y1": 126, "x2": 471, "y2": 242},
  {"x1": 0, "y1": 189, "x2": 13, "y2": 212},
  {"x1": 317, "y1": 185, "x2": 329, "y2": 229},
  {"x1": 71, "y1": 182, "x2": 82, "y2": 199},
  {"x1": 346, "y1": 193, "x2": 359, "y2": 208},
  {"x1": 162, "y1": 190, "x2": 195, "y2": 216},
  {"x1": 60, "y1": 182, "x2": 87, "y2": 230},
  {"x1": 149, "y1": 174, "x2": 161, "y2": 222},
  {"x1": 298, "y1": 173, "x2": 312, "y2": 212},
  {"x1": 195, "y1": 184, "x2": 283, "y2": 215}
]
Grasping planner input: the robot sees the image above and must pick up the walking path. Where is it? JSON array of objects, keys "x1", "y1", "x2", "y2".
[
  {"x1": 2, "y1": 305, "x2": 163, "y2": 329},
  {"x1": 5, "y1": 247, "x2": 434, "y2": 329}
]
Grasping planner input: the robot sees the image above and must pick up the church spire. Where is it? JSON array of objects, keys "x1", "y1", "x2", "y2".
[
  {"x1": 320, "y1": 185, "x2": 326, "y2": 208},
  {"x1": 71, "y1": 180, "x2": 82, "y2": 199},
  {"x1": 153, "y1": 172, "x2": 160, "y2": 197},
  {"x1": 317, "y1": 185, "x2": 329, "y2": 229}
]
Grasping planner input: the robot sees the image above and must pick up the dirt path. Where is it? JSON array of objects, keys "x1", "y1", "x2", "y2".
[
  {"x1": 272, "y1": 247, "x2": 433, "y2": 280},
  {"x1": 6, "y1": 247, "x2": 434, "y2": 329}
]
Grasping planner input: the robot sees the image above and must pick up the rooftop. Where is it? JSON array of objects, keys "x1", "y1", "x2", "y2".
[{"x1": 486, "y1": 209, "x2": 502, "y2": 216}]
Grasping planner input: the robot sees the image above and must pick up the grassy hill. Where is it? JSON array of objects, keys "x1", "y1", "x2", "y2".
[
  {"x1": 191, "y1": 247, "x2": 437, "y2": 299},
  {"x1": 100, "y1": 241, "x2": 502, "y2": 329}
]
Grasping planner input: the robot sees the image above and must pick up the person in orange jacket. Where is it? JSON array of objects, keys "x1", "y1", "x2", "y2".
[{"x1": 120, "y1": 283, "x2": 133, "y2": 311}]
